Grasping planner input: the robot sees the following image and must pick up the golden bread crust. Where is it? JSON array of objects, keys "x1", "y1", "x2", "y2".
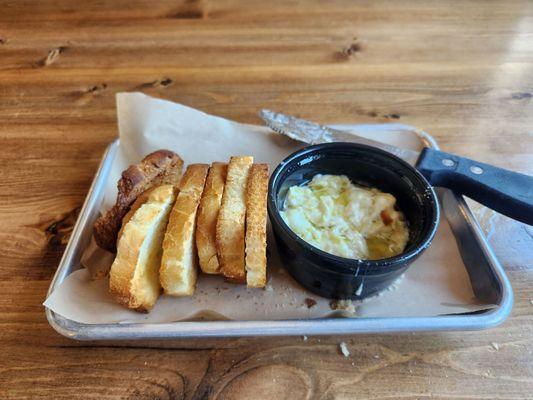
[
  {"x1": 160, "y1": 164, "x2": 209, "y2": 296},
  {"x1": 216, "y1": 156, "x2": 253, "y2": 283},
  {"x1": 245, "y1": 164, "x2": 269, "y2": 288},
  {"x1": 196, "y1": 162, "x2": 227, "y2": 274}
]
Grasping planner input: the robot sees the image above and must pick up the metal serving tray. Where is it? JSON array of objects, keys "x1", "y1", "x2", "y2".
[{"x1": 45, "y1": 126, "x2": 513, "y2": 340}]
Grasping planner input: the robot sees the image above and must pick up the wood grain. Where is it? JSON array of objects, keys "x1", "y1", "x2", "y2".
[{"x1": 1, "y1": 1, "x2": 532, "y2": 399}]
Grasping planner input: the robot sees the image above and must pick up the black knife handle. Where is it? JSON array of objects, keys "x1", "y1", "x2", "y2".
[{"x1": 416, "y1": 147, "x2": 533, "y2": 225}]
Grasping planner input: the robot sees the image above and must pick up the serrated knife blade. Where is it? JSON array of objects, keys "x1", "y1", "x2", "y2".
[{"x1": 259, "y1": 109, "x2": 420, "y2": 166}]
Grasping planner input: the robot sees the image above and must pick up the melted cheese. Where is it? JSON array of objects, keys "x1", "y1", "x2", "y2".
[{"x1": 280, "y1": 174, "x2": 409, "y2": 260}]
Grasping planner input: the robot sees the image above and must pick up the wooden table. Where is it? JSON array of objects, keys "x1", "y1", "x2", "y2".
[{"x1": 2, "y1": 1, "x2": 532, "y2": 398}]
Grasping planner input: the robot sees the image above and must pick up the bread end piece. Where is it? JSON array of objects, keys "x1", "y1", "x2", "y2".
[
  {"x1": 196, "y1": 162, "x2": 228, "y2": 274},
  {"x1": 93, "y1": 150, "x2": 183, "y2": 252},
  {"x1": 216, "y1": 156, "x2": 254, "y2": 283},
  {"x1": 109, "y1": 184, "x2": 176, "y2": 312},
  {"x1": 245, "y1": 164, "x2": 269, "y2": 288},
  {"x1": 160, "y1": 164, "x2": 209, "y2": 296}
]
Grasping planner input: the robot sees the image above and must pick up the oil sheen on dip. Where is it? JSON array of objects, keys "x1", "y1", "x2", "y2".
[{"x1": 280, "y1": 174, "x2": 409, "y2": 260}]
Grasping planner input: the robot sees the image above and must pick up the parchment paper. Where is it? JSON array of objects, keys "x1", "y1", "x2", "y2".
[{"x1": 44, "y1": 92, "x2": 493, "y2": 324}]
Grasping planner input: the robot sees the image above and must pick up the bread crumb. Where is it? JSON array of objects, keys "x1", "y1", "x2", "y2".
[
  {"x1": 330, "y1": 299, "x2": 356, "y2": 315},
  {"x1": 491, "y1": 342, "x2": 500, "y2": 351},
  {"x1": 304, "y1": 298, "x2": 317, "y2": 308},
  {"x1": 339, "y1": 342, "x2": 350, "y2": 357}
]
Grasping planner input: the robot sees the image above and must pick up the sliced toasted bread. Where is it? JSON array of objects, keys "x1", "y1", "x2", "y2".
[
  {"x1": 245, "y1": 164, "x2": 269, "y2": 288},
  {"x1": 196, "y1": 162, "x2": 228, "y2": 274},
  {"x1": 160, "y1": 164, "x2": 209, "y2": 296},
  {"x1": 216, "y1": 156, "x2": 253, "y2": 283},
  {"x1": 109, "y1": 184, "x2": 176, "y2": 312}
]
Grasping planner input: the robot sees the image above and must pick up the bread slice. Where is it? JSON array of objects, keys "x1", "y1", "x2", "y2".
[
  {"x1": 109, "y1": 184, "x2": 176, "y2": 312},
  {"x1": 245, "y1": 164, "x2": 269, "y2": 288},
  {"x1": 160, "y1": 164, "x2": 209, "y2": 296},
  {"x1": 216, "y1": 156, "x2": 253, "y2": 283},
  {"x1": 196, "y1": 162, "x2": 228, "y2": 274}
]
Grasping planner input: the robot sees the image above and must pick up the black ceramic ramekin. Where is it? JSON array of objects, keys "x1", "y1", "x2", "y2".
[{"x1": 268, "y1": 142, "x2": 440, "y2": 300}]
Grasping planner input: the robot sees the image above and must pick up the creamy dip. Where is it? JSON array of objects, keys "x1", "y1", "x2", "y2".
[{"x1": 280, "y1": 174, "x2": 409, "y2": 260}]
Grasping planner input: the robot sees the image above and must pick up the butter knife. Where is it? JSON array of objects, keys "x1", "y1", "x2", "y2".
[
  {"x1": 259, "y1": 109, "x2": 533, "y2": 225},
  {"x1": 260, "y1": 109, "x2": 420, "y2": 166}
]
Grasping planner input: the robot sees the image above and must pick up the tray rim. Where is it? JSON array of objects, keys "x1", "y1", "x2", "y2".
[{"x1": 45, "y1": 124, "x2": 513, "y2": 340}]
